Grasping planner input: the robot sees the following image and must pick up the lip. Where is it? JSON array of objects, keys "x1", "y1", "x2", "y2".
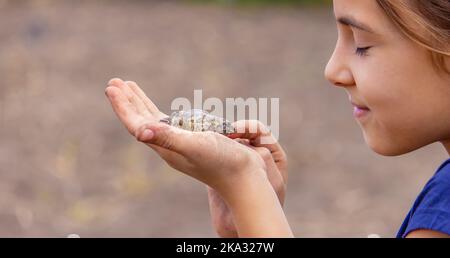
[
  {"x1": 349, "y1": 99, "x2": 370, "y2": 119},
  {"x1": 351, "y1": 103, "x2": 370, "y2": 119},
  {"x1": 353, "y1": 106, "x2": 370, "y2": 118}
]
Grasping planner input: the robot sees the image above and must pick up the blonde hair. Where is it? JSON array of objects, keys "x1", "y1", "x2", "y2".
[{"x1": 376, "y1": 0, "x2": 450, "y2": 73}]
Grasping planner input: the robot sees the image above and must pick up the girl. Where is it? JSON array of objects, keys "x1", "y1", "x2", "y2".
[{"x1": 105, "y1": 0, "x2": 450, "y2": 237}]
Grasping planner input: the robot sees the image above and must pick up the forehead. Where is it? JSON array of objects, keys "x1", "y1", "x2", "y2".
[
  {"x1": 333, "y1": 0, "x2": 380, "y2": 17},
  {"x1": 333, "y1": 0, "x2": 396, "y2": 34}
]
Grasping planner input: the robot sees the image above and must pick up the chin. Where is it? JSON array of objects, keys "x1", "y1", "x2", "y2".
[
  {"x1": 369, "y1": 144, "x2": 409, "y2": 156},
  {"x1": 363, "y1": 133, "x2": 423, "y2": 157}
]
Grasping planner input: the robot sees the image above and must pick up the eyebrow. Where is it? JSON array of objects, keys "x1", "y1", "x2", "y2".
[{"x1": 337, "y1": 16, "x2": 374, "y2": 33}]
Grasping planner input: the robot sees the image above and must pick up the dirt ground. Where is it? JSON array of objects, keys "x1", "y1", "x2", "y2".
[{"x1": 0, "y1": 0, "x2": 446, "y2": 237}]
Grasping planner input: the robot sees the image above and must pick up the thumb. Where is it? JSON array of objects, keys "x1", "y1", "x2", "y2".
[{"x1": 135, "y1": 122, "x2": 192, "y2": 156}]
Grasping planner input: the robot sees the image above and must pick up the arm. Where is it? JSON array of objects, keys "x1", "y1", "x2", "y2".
[
  {"x1": 208, "y1": 121, "x2": 290, "y2": 238},
  {"x1": 222, "y1": 170, "x2": 293, "y2": 237},
  {"x1": 224, "y1": 120, "x2": 292, "y2": 237}
]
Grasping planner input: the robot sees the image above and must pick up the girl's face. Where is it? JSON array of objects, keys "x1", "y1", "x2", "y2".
[{"x1": 325, "y1": 0, "x2": 450, "y2": 156}]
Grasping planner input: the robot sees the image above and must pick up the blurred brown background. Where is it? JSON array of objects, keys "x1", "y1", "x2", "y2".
[{"x1": 0, "y1": 0, "x2": 446, "y2": 237}]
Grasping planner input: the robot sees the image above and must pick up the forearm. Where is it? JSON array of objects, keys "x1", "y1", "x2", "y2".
[{"x1": 221, "y1": 169, "x2": 293, "y2": 238}]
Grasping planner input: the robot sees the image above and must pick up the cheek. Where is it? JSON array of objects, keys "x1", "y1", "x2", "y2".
[
  {"x1": 352, "y1": 56, "x2": 450, "y2": 155},
  {"x1": 357, "y1": 86, "x2": 416, "y2": 155}
]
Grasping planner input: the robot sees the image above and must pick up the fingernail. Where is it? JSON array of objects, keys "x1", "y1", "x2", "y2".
[{"x1": 141, "y1": 129, "x2": 154, "y2": 140}]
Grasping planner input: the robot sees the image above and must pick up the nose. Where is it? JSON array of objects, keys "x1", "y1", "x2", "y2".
[{"x1": 324, "y1": 47, "x2": 355, "y2": 88}]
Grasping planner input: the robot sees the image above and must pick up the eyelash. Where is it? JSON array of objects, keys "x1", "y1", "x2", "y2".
[{"x1": 355, "y1": 46, "x2": 372, "y2": 57}]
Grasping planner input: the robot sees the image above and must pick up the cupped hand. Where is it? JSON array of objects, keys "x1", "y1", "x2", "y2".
[{"x1": 105, "y1": 78, "x2": 267, "y2": 194}]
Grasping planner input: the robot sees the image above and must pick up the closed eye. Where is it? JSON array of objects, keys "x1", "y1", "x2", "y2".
[{"x1": 355, "y1": 46, "x2": 372, "y2": 57}]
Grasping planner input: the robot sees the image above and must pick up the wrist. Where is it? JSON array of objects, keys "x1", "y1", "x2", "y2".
[
  {"x1": 213, "y1": 150, "x2": 267, "y2": 199},
  {"x1": 218, "y1": 168, "x2": 269, "y2": 204}
]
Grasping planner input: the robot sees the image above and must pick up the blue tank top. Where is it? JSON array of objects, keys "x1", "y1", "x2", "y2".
[{"x1": 397, "y1": 158, "x2": 450, "y2": 237}]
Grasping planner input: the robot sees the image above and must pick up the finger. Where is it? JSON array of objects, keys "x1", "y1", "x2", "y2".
[
  {"x1": 252, "y1": 147, "x2": 281, "y2": 183},
  {"x1": 108, "y1": 78, "x2": 133, "y2": 99},
  {"x1": 123, "y1": 81, "x2": 151, "y2": 116},
  {"x1": 251, "y1": 146, "x2": 286, "y2": 204},
  {"x1": 108, "y1": 78, "x2": 150, "y2": 116},
  {"x1": 124, "y1": 81, "x2": 151, "y2": 116},
  {"x1": 135, "y1": 122, "x2": 198, "y2": 157},
  {"x1": 229, "y1": 120, "x2": 287, "y2": 175},
  {"x1": 125, "y1": 81, "x2": 161, "y2": 115},
  {"x1": 105, "y1": 85, "x2": 145, "y2": 135},
  {"x1": 234, "y1": 138, "x2": 250, "y2": 146},
  {"x1": 229, "y1": 120, "x2": 279, "y2": 149},
  {"x1": 234, "y1": 137, "x2": 287, "y2": 183}
]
